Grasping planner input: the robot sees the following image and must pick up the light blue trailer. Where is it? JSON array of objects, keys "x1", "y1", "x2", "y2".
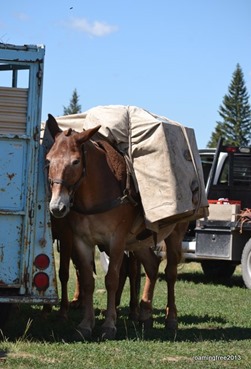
[{"x1": 0, "y1": 43, "x2": 58, "y2": 317}]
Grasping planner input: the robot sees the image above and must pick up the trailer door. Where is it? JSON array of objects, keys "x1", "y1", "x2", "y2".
[{"x1": 0, "y1": 46, "x2": 44, "y2": 293}]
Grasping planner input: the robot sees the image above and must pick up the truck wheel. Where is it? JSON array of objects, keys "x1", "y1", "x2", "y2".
[
  {"x1": 0, "y1": 303, "x2": 12, "y2": 330},
  {"x1": 241, "y1": 240, "x2": 251, "y2": 289},
  {"x1": 201, "y1": 260, "x2": 236, "y2": 280}
]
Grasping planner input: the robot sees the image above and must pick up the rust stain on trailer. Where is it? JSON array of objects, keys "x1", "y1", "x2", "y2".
[
  {"x1": 39, "y1": 238, "x2": 47, "y2": 247},
  {"x1": 6, "y1": 172, "x2": 16, "y2": 181}
]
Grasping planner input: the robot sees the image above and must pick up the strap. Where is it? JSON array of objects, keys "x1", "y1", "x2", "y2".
[{"x1": 71, "y1": 195, "x2": 131, "y2": 215}]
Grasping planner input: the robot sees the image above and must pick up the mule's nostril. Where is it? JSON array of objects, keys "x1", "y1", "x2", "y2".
[
  {"x1": 50, "y1": 203, "x2": 68, "y2": 218},
  {"x1": 59, "y1": 204, "x2": 66, "y2": 213}
]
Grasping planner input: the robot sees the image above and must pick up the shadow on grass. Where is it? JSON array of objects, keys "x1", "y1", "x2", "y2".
[
  {"x1": 140, "y1": 324, "x2": 251, "y2": 342},
  {"x1": 158, "y1": 271, "x2": 245, "y2": 288},
  {"x1": 1, "y1": 304, "x2": 251, "y2": 344},
  {"x1": 0, "y1": 349, "x2": 8, "y2": 362}
]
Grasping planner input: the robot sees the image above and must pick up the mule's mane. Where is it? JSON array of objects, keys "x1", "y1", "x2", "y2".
[
  {"x1": 95, "y1": 140, "x2": 126, "y2": 183},
  {"x1": 64, "y1": 128, "x2": 73, "y2": 136},
  {"x1": 62, "y1": 128, "x2": 81, "y2": 137}
]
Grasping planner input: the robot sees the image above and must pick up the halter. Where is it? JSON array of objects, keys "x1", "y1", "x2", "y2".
[
  {"x1": 48, "y1": 166, "x2": 86, "y2": 192},
  {"x1": 46, "y1": 145, "x2": 87, "y2": 205}
]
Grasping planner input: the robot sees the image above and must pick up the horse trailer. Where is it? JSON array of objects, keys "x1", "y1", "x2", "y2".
[{"x1": 0, "y1": 43, "x2": 58, "y2": 326}]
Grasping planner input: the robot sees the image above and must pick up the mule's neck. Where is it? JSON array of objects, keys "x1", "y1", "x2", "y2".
[{"x1": 73, "y1": 140, "x2": 126, "y2": 213}]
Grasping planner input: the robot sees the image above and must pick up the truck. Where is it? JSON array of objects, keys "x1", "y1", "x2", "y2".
[
  {"x1": 0, "y1": 43, "x2": 58, "y2": 327},
  {"x1": 183, "y1": 138, "x2": 251, "y2": 289}
]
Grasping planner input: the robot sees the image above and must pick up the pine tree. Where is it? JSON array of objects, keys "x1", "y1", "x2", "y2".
[
  {"x1": 207, "y1": 64, "x2": 251, "y2": 147},
  {"x1": 63, "y1": 89, "x2": 81, "y2": 115}
]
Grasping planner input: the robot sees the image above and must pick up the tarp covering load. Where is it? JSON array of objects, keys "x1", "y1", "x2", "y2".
[{"x1": 45, "y1": 105, "x2": 208, "y2": 230}]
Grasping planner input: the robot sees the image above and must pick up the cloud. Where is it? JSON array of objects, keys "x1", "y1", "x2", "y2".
[
  {"x1": 14, "y1": 12, "x2": 30, "y2": 22},
  {"x1": 68, "y1": 17, "x2": 118, "y2": 37}
]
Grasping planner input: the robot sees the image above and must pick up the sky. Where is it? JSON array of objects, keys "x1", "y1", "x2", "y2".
[{"x1": 1, "y1": 0, "x2": 251, "y2": 148}]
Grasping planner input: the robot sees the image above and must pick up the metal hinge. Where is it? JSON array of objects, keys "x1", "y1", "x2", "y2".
[{"x1": 37, "y1": 65, "x2": 43, "y2": 86}]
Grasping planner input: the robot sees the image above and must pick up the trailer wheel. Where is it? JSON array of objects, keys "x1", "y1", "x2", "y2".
[
  {"x1": 0, "y1": 303, "x2": 12, "y2": 330},
  {"x1": 201, "y1": 260, "x2": 236, "y2": 280},
  {"x1": 241, "y1": 239, "x2": 251, "y2": 289}
]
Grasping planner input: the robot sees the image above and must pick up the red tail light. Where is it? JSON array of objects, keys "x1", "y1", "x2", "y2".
[
  {"x1": 34, "y1": 272, "x2": 49, "y2": 291},
  {"x1": 34, "y1": 254, "x2": 50, "y2": 270},
  {"x1": 226, "y1": 147, "x2": 237, "y2": 153}
]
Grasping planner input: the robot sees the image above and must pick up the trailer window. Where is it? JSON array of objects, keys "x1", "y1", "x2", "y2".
[
  {"x1": 233, "y1": 155, "x2": 251, "y2": 186},
  {"x1": 217, "y1": 155, "x2": 251, "y2": 186},
  {"x1": 0, "y1": 64, "x2": 29, "y2": 135},
  {"x1": 200, "y1": 154, "x2": 214, "y2": 185},
  {"x1": 218, "y1": 158, "x2": 229, "y2": 184},
  {"x1": 0, "y1": 63, "x2": 29, "y2": 88}
]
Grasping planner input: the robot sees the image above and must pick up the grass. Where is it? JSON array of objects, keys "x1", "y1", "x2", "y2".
[{"x1": 0, "y1": 249, "x2": 251, "y2": 368}]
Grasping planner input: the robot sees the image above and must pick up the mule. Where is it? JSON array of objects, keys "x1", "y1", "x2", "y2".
[
  {"x1": 45, "y1": 114, "x2": 188, "y2": 339},
  {"x1": 51, "y1": 214, "x2": 142, "y2": 321}
]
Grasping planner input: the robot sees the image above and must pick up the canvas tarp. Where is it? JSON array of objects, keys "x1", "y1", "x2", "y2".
[{"x1": 45, "y1": 105, "x2": 208, "y2": 230}]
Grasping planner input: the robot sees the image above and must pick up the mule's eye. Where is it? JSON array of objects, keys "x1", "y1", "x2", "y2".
[{"x1": 72, "y1": 159, "x2": 80, "y2": 165}]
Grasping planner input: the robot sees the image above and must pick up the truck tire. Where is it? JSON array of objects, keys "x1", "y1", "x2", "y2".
[
  {"x1": 241, "y1": 239, "x2": 251, "y2": 289},
  {"x1": 0, "y1": 303, "x2": 12, "y2": 330},
  {"x1": 201, "y1": 260, "x2": 236, "y2": 280}
]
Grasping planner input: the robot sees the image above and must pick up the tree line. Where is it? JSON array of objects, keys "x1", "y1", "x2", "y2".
[{"x1": 64, "y1": 64, "x2": 251, "y2": 148}]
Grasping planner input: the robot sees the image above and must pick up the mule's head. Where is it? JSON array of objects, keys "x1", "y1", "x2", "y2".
[{"x1": 45, "y1": 114, "x2": 101, "y2": 218}]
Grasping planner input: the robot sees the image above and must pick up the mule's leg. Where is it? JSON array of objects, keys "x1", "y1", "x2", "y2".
[
  {"x1": 134, "y1": 248, "x2": 160, "y2": 327},
  {"x1": 115, "y1": 253, "x2": 128, "y2": 309},
  {"x1": 69, "y1": 247, "x2": 82, "y2": 309},
  {"x1": 102, "y1": 248, "x2": 125, "y2": 340},
  {"x1": 51, "y1": 217, "x2": 73, "y2": 319},
  {"x1": 58, "y1": 236, "x2": 72, "y2": 319},
  {"x1": 128, "y1": 253, "x2": 141, "y2": 321},
  {"x1": 74, "y1": 240, "x2": 95, "y2": 339},
  {"x1": 115, "y1": 252, "x2": 141, "y2": 321},
  {"x1": 164, "y1": 222, "x2": 188, "y2": 330},
  {"x1": 68, "y1": 272, "x2": 81, "y2": 309}
]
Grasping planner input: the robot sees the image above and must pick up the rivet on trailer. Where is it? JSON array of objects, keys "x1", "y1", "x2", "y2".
[{"x1": 0, "y1": 43, "x2": 58, "y2": 328}]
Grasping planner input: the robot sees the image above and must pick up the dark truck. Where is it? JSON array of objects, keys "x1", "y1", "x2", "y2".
[{"x1": 182, "y1": 138, "x2": 251, "y2": 289}]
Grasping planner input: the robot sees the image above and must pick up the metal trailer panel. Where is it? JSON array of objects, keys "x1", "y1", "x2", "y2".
[
  {"x1": 195, "y1": 228, "x2": 232, "y2": 259},
  {"x1": 0, "y1": 87, "x2": 27, "y2": 134},
  {"x1": 195, "y1": 227, "x2": 251, "y2": 261},
  {"x1": 0, "y1": 43, "x2": 45, "y2": 63},
  {"x1": 0, "y1": 43, "x2": 58, "y2": 304}
]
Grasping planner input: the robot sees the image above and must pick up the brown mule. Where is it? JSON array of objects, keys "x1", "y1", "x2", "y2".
[{"x1": 46, "y1": 114, "x2": 188, "y2": 340}]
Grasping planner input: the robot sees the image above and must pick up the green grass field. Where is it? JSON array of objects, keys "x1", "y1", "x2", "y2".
[{"x1": 1, "y1": 250, "x2": 251, "y2": 369}]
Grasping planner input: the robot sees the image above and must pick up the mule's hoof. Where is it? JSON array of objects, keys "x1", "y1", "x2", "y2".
[
  {"x1": 101, "y1": 327, "x2": 117, "y2": 341},
  {"x1": 139, "y1": 317, "x2": 153, "y2": 330},
  {"x1": 74, "y1": 327, "x2": 92, "y2": 341},
  {"x1": 165, "y1": 318, "x2": 178, "y2": 331}
]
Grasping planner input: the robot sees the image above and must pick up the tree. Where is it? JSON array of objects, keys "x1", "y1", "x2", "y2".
[
  {"x1": 63, "y1": 88, "x2": 81, "y2": 115},
  {"x1": 207, "y1": 64, "x2": 251, "y2": 147}
]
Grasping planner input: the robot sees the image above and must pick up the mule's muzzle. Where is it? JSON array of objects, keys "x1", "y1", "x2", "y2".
[{"x1": 50, "y1": 202, "x2": 68, "y2": 218}]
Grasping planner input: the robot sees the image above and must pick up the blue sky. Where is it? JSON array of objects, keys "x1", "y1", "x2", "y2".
[{"x1": 1, "y1": 0, "x2": 251, "y2": 147}]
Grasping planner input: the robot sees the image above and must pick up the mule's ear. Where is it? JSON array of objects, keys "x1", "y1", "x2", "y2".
[
  {"x1": 46, "y1": 114, "x2": 62, "y2": 139},
  {"x1": 76, "y1": 125, "x2": 101, "y2": 145}
]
